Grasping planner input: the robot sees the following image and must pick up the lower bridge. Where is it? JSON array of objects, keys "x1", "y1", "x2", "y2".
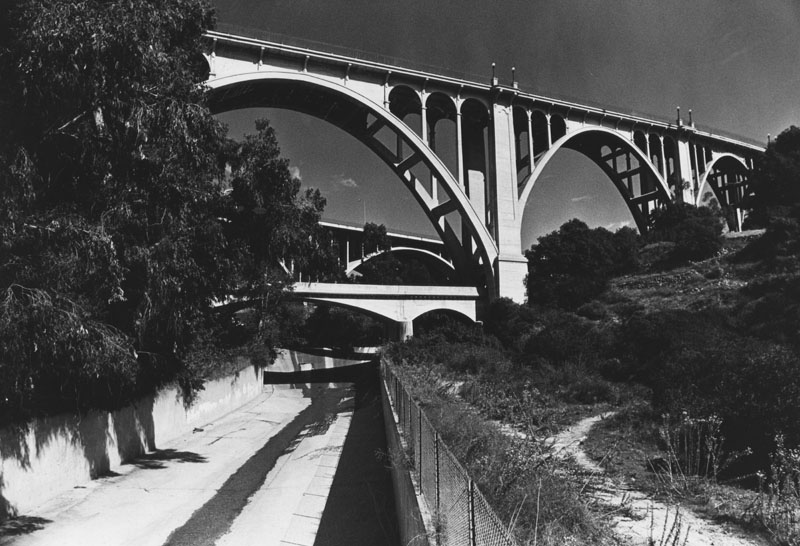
[{"x1": 291, "y1": 282, "x2": 480, "y2": 339}]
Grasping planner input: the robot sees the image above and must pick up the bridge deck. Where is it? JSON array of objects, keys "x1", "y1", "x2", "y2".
[{"x1": 292, "y1": 282, "x2": 479, "y2": 299}]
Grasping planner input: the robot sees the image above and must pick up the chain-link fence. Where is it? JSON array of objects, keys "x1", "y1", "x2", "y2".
[{"x1": 381, "y1": 361, "x2": 520, "y2": 546}]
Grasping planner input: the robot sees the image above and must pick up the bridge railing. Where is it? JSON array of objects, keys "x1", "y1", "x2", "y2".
[
  {"x1": 212, "y1": 22, "x2": 488, "y2": 83},
  {"x1": 381, "y1": 360, "x2": 520, "y2": 546},
  {"x1": 210, "y1": 23, "x2": 764, "y2": 149}
]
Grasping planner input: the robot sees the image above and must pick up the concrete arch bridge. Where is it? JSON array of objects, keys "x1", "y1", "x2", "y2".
[
  {"x1": 204, "y1": 28, "x2": 763, "y2": 305},
  {"x1": 291, "y1": 282, "x2": 479, "y2": 339}
]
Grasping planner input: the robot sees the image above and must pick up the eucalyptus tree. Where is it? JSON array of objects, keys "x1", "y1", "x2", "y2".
[{"x1": 0, "y1": 0, "x2": 334, "y2": 418}]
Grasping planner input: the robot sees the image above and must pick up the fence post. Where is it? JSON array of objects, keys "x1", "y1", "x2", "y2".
[
  {"x1": 468, "y1": 479, "x2": 476, "y2": 546},
  {"x1": 434, "y1": 432, "x2": 440, "y2": 517},
  {"x1": 417, "y1": 406, "x2": 423, "y2": 480}
]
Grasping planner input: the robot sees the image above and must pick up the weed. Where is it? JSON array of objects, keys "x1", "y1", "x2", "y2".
[
  {"x1": 653, "y1": 412, "x2": 746, "y2": 497},
  {"x1": 647, "y1": 504, "x2": 690, "y2": 546},
  {"x1": 748, "y1": 435, "x2": 800, "y2": 545},
  {"x1": 387, "y1": 359, "x2": 612, "y2": 545}
]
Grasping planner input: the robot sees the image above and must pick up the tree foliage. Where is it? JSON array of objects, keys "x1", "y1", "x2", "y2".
[
  {"x1": 525, "y1": 220, "x2": 640, "y2": 308},
  {"x1": 362, "y1": 222, "x2": 391, "y2": 254},
  {"x1": 0, "y1": 0, "x2": 335, "y2": 419},
  {"x1": 737, "y1": 126, "x2": 800, "y2": 270},
  {"x1": 355, "y1": 222, "x2": 445, "y2": 285},
  {"x1": 745, "y1": 126, "x2": 800, "y2": 226},
  {"x1": 648, "y1": 203, "x2": 723, "y2": 262}
]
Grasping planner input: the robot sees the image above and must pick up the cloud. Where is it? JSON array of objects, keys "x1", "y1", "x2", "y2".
[
  {"x1": 571, "y1": 194, "x2": 594, "y2": 203},
  {"x1": 335, "y1": 175, "x2": 358, "y2": 188},
  {"x1": 720, "y1": 46, "x2": 750, "y2": 66},
  {"x1": 289, "y1": 165, "x2": 302, "y2": 181},
  {"x1": 604, "y1": 220, "x2": 633, "y2": 232}
]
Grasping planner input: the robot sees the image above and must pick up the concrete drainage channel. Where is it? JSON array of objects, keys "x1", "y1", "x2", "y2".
[
  {"x1": 258, "y1": 349, "x2": 403, "y2": 546},
  {"x1": 0, "y1": 349, "x2": 408, "y2": 546}
]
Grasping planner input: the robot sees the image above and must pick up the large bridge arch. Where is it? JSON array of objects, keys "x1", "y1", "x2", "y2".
[
  {"x1": 517, "y1": 126, "x2": 673, "y2": 240},
  {"x1": 206, "y1": 71, "x2": 499, "y2": 296},
  {"x1": 697, "y1": 153, "x2": 749, "y2": 230}
]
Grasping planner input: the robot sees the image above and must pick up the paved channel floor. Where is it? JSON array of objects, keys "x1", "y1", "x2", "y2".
[{"x1": 0, "y1": 376, "x2": 398, "y2": 546}]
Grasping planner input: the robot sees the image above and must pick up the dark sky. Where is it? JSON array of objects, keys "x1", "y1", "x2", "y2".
[{"x1": 214, "y1": 1, "x2": 800, "y2": 246}]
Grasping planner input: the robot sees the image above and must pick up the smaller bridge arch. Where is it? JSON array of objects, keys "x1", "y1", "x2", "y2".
[
  {"x1": 346, "y1": 246, "x2": 456, "y2": 278},
  {"x1": 291, "y1": 282, "x2": 479, "y2": 339},
  {"x1": 517, "y1": 126, "x2": 672, "y2": 238},
  {"x1": 697, "y1": 153, "x2": 750, "y2": 230}
]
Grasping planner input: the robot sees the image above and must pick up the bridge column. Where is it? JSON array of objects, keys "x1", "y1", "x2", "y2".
[
  {"x1": 398, "y1": 320, "x2": 413, "y2": 340},
  {"x1": 490, "y1": 100, "x2": 528, "y2": 303},
  {"x1": 676, "y1": 138, "x2": 696, "y2": 203},
  {"x1": 456, "y1": 111, "x2": 464, "y2": 186},
  {"x1": 692, "y1": 143, "x2": 702, "y2": 197},
  {"x1": 546, "y1": 114, "x2": 553, "y2": 147},
  {"x1": 526, "y1": 110, "x2": 535, "y2": 172}
]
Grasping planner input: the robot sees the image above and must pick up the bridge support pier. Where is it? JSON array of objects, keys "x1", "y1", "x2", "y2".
[
  {"x1": 399, "y1": 320, "x2": 413, "y2": 341},
  {"x1": 491, "y1": 102, "x2": 529, "y2": 304},
  {"x1": 387, "y1": 320, "x2": 414, "y2": 341},
  {"x1": 496, "y1": 255, "x2": 529, "y2": 303}
]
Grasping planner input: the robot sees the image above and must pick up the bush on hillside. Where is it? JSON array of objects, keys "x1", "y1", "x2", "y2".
[
  {"x1": 733, "y1": 217, "x2": 800, "y2": 267},
  {"x1": 523, "y1": 312, "x2": 595, "y2": 363},
  {"x1": 483, "y1": 297, "x2": 540, "y2": 351},
  {"x1": 648, "y1": 203, "x2": 723, "y2": 262},
  {"x1": 525, "y1": 220, "x2": 640, "y2": 309},
  {"x1": 743, "y1": 125, "x2": 800, "y2": 227}
]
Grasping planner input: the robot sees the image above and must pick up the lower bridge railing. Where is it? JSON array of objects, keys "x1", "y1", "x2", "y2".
[{"x1": 381, "y1": 360, "x2": 520, "y2": 546}]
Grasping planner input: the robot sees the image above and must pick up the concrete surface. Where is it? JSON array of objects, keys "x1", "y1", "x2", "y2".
[
  {"x1": 0, "y1": 361, "x2": 264, "y2": 517},
  {"x1": 0, "y1": 360, "x2": 400, "y2": 546}
]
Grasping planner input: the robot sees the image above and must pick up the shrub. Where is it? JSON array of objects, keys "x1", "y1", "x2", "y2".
[
  {"x1": 657, "y1": 412, "x2": 729, "y2": 488},
  {"x1": 733, "y1": 217, "x2": 800, "y2": 266},
  {"x1": 523, "y1": 312, "x2": 610, "y2": 365},
  {"x1": 303, "y1": 305, "x2": 385, "y2": 349},
  {"x1": 525, "y1": 219, "x2": 640, "y2": 309},
  {"x1": 648, "y1": 203, "x2": 723, "y2": 262},
  {"x1": 483, "y1": 297, "x2": 539, "y2": 351},
  {"x1": 575, "y1": 300, "x2": 609, "y2": 320},
  {"x1": 749, "y1": 435, "x2": 800, "y2": 545},
  {"x1": 413, "y1": 310, "x2": 494, "y2": 346},
  {"x1": 743, "y1": 125, "x2": 800, "y2": 226}
]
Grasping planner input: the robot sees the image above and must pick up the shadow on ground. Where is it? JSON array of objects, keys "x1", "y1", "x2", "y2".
[
  {"x1": 132, "y1": 449, "x2": 207, "y2": 469},
  {"x1": 263, "y1": 360, "x2": 376, "y2": 385},
  {"x1": 0, "y1": 516, "x2": 52, "y2": 538},
  {"x1": 314, "y1": 367, "x2": 400, "y2": 546}
]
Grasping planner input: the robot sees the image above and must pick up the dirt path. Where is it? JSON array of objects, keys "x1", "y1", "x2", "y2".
[{"x1": 551, "y1": 413, "x2": 769, "y2": 546}]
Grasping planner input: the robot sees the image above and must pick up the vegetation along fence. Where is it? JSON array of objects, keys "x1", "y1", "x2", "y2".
[{"x1": 381, "y1": 361, "x2": 520, "y2": 546}]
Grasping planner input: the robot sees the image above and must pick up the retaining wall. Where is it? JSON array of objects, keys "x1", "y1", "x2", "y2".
[
  {"x1": 380, "y1": 363, "x2": 432, "y2": 546},
  {"x1": 0, "y1": 358, "x2": 263, "y2": 520}
]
